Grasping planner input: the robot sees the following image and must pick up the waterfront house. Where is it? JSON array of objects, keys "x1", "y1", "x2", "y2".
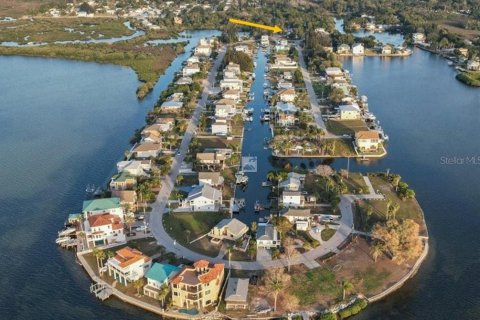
[
  {"x1": 222, "y1": 89, "x2": 241, "y2": 101},
  {"x1": 196, "y1": 152, "x2": 226, "y2": 168},
  {"x1": 234, "y1": 45, "x2": 251, "y2": 54},
  {"x1": 355, "y1": 130, "x2": 381, "y2": 152},
  {"x1": 278, "y1": 88, "x2": 296, "y2": 102},
  {"x1": 142, "y1": 131, "x2": 162, "y2": 144},
  {"x1": 277, "y1": 80, "x2": 293, "y2": 89},
  {"x1": 337, "y1": 44, "x2": 351, "y2": 54},
  {"x1": 352, "y1": 43, "x2": 365, "y2": 56},
  {"x1": 224, "y1": 278, "x2": 249, "y2": 310},
  {"x1": 170, "y1": 260, "x2": 225, "y2": 309},
  {"x1": 225, "y1": 62, "x2": 241, "y2": 75},
  {"x1": 84, "y1": 213, "x2": 126, "y2": 248},
  {"x1": 209, "y1": 218, "x2": 248, "y2": 241},
  {"x1": 161, "y1": 100, "x2": 183, "y2": 111},
  {"x1": 412, "y1": 32, "x2": 426, "y2": 43},
  {"x1": 279, "y1": 172, "x2": 305, "y2": 191},
  {"x1": 185, "y1": 184, "x2": 222, "y2": 212},
  {"x1": 220, "y1": 78, "x2": 243, "y2": 91},
  {"x1": 111, "y1": 190, "x2": 137, "y2": 208},
  {"x1": 211, "y1": 121, "x2": 229, "y2": 136},
  {"x1": 215, "y1": 99, "x2": 237, "y2": 118},
  {"x1": 117, "y1": 160, "x2": 151, "y2": 176},
  {"x1": 155, "y1": 117, "x2": 176, "y2": 132},
  {"x1": 325, "y1": 67, "x2": 344, "y2": 78},
  {"x1": 270, "y1": 56, "x2": 298, "y2": 70},
  {"x1": 182, "y1": 63, "x2": 200, "y2": 76},
  {"x1": 281, "y1": 208, "x2": 313, "y2": 231},
  {"x1": 143, "y1": 263, "x2": 181, "y2": 299},
  {"x1": 277, "y1": 112, "x2": 296, "y2": 126},
  {"x1": 275, "y1": 102, "x2": 298, "y2": 114},
  {"x1": 110, "y1": 172, "x2": 137, "y2": 191},
  {"x1": 82, "y1": 197, "x2": 123, "y2": 221},
  {"x1": 457, "y1": 47, "x2": 469, "y2": 57},
  {"x1": 365, "y1": 22, "x2": 375, "y2": 31},
  {"x1": 382, "y1": 44, "x2": 393, "y2": 55},
  {"x1": 187, "y1": 56, "x2": 200, "y2": 64},
  {"x1": 260, "y1": 35, "x2": 269, "y2": 47},
  {"x1": 283, "y1": 71, "x2": 293, "y2": 80},
  {"x1": 133, "y1": 142, "x2": 162, "y2": 159},
  {"x1": 339, "y1": 104, "x2": 361, "y2": 120},
  {"x1": 256, "y1": 223, "x2": 280, "y2": 248},
  {"x1": 198, "y1": 172, "x2": 224, "y2": 187},
  {"x1": 107, "y1": 247, "x2": 152, "y2": 286},
  {"x1": 467, "y1": 59, "x2": 480, "y2": 71},
  {"x1": 281, "y1": 190, "x2": 305, "y2": 207},
  {"x1": 195, "y1": 45, "x2": 212, "y2": 57},
  {"x1": 224, "y1": 70, "x2": 238, "y2": 79},
  {"x1": 176, "y1": 76, "x2": 193, "y2": 85}
]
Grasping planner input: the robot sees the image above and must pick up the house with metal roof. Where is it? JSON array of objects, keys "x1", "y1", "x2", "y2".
[
  {"x1": 224, "y1": 278, "x2": 249, "y2": 310},
  {"x1": 256, "y1": 224, "x2": 279, "y2": 248},
  {"x1": 82, "y1": 197, "x2": 124, "y2": 220},
  {"x1": 143, "y1": 263, "x2": 181, "y2": 299},
  {"x1": 209, "y1": 218, "x2": 248, "y2": 241},
  {"x1": 185, "y1": 184, "x2": 222, "y2": 212}
]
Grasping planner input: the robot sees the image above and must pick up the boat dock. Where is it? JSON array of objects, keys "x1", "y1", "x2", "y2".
[{"x1": 90, "y1": 283, "x2": 113, "y2": 301}]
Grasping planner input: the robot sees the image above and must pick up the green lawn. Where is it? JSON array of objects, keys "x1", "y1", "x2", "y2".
[
  {"x1": 290, "y1": 267, "x2": 341, "y2": 304},
  {"x1": 163, "y1": 211, "x2": 228, "y2": 257},
  {"x1": 456, "y1": 71, "x2": 480, "y2": 87},
  {"x1": 326, "y1": 119, "x2": 368, "y2": 135},
  {"x1": 321, "y1": 228, "x2": 336, "y2": 241},
  {"x1": 354, "y1": 267, "x2": 390, "y2": 293},
  {"x1": 342, "y1": 172, "x2": 368, "y2": 194}
]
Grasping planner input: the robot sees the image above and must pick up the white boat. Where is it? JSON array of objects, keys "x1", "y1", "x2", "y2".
[
  {"x1": 260, "y1": 114, "x2": 270, "y2": 121},
  {"x1": 55, "y1": 237, "x2": 71, "y2": 244},
  {"x1": 58, "y1": 227, "x2": 76, "y2": 236}
]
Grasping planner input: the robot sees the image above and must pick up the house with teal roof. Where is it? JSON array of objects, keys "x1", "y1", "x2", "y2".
[
  {"x1": 143, "y1": 263, "x2": 181, "y2": 299},
  {"x1": 82, "y1": 197, "x2": 124, "y2": 221}
]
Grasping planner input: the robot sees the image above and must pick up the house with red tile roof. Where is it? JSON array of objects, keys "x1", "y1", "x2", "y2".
[
  {"x1": 84, "y1": 213, "x2": 126, "y2": 248},
  {"x1": 107, "y1": 247, "x2": 152, "y2": 286},
  {"x1": 170, "y1": 260, "x2": 225, "y2": 309}
]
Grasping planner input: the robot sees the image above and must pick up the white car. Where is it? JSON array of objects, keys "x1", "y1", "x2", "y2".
[{"x1": 135, "y1": 226, "x2": 147, "y2": 232}]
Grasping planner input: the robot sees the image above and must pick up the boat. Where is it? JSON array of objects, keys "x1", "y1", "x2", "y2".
[
  {"x1": 260, "y1": 114, "x2": 270, "y2": 121},
  {"x1": 85, "y1": 184, "x2": 95, "y2": 192},
  {"x1": 235, "y1": 172, "x2": 249, "y2": 185},
  {"x1": 262, "y1": 181, "x2": 273, "y2": 187},
  {"x1": 447, "y1": 61, "x2": 453, "y2": 66},
  {"x1": 55, "y1": 237, "x2": 71, "y2": 244},
  {"x1": 58, "y1": 227, "x2": 76, "y2": 237},
  {"x1": 254, "y1": 201, "x2": 264, "y2": 212}
]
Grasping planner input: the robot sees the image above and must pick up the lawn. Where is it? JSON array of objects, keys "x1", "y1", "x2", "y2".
[
  {"x1": 341, "y1": 172, "x2": 368, "y2": 194},
  {"x1": 321, "y1": 228, "x2": 336, "y2": 241},
  {"x1": 326, "y1": 119, "x2": 368, "y2": 135},
  {"x1": 290, "y1": 267, "x2": 341, "y2": 304},
  {"x1": 354, "y1": 266, "x2": 390, "y2": 292},
  {"x1": 163, "y1": 211, "x2": 228, "y2": 257},
  {"x1": 354, "y1": 174, "x2": 426, "y2": 234},
  {"x1": 456, "y1": 71, "x2": 480, "y2": 87}
]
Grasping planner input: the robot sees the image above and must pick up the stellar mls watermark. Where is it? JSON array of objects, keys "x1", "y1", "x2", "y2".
[
  {"x1": 440, "y1": 156, "x2": 480, "y2": 165},
  {"x1": 241, "y1": 156, "x2": 257, "y2": 172}
]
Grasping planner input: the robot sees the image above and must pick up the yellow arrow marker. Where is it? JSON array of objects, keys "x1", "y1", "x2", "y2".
[{"x1": 229, "y1": 18, "x2": 282, "y2": 33}]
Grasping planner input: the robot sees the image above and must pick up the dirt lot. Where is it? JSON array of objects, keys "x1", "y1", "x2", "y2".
[{"x1": 0, "y1": 0, "x2": 42, "y2": 17}]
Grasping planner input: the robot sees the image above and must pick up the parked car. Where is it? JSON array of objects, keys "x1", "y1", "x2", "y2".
[{"x1": 135, "y1": 226, "x2": 147, "y2": 232}]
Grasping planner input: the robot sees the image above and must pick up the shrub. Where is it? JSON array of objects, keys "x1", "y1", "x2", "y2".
[
  {"x1": 318, "y1": 312, "x2": 337, "y2": 320},
  {"x1": 338, "y1": 309, "x2": 351, "y2": 319}
]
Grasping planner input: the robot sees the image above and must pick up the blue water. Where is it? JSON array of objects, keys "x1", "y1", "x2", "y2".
[
  {"x1": 334, "y1": 18, "x2": 405, "y2": 46},
  {"x1": 0, "y1": 30, "x2": 218, "y2": 320}
]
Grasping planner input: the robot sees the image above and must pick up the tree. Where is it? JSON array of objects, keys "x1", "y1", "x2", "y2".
[
  {"x1": 92, "y1": 247, "x2": 106, "y2": 274},
  {"x1": 133, "y1": 278, "x2": 145, "y2": 296},
  {"x1": 283, "y1": 237, "x2": 297, "y2": 273},
  {"x1": 342, "y1": 279, "x2": 354, "y2": 301},
  {"x1": 125, "y1": 214, "x2": 136, "y2": 236},
  {"x1": 157, "y1": 284, "x2": 170, "y2": 307},
  {"x1": 251, "y1": 221, "x2": 257, "y2": 233},
  {"x1": 264, "y1": 268, "x2": 289, "y2": 311},
  {"x1": 370, "y1": 242, "x2": 383, "y2": 262},
  {"x1": 273, "y1": 216, "x2": 293, "y2": 238}
]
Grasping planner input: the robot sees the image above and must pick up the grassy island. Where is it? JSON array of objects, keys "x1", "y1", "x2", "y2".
[{"x1": 456, "y1": 71, "x2": 480, "y2": 87}]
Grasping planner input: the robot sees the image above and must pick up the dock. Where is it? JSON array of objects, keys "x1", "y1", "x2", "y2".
[{"x1": 90, "y1": 283, "x2": 113, "y2": 301}]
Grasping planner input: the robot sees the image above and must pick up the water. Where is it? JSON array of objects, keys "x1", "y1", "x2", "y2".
[
  {"x1": 0, "y1": 30, "x2": 218, "y2": 320},
  {"x1": 334, "y1": 18, "x2": 405, "y2": 46}
]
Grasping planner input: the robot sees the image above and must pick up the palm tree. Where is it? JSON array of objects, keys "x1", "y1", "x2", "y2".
[
  {"x1": 157, "y1": 284, "x2": 170, "y2": 307},
  {"x1": 342, "y1": 279, "x2": 354, "y2": 301},
  {"x1": 251, "y1": 221, "x2": 257, "y2": 234},
  {"x1": 92, "y1": 248, "x2": 106, "y2": 274},
  {"x1": 371, "y1": 242, "x2": 383, "y2": 263},
  {"x1": 133, "y1": 278, "x2": 145, "y2": 296},
  {"x1": 265, "y1": 268, "x2": 287, "y2": 311},
  {"x1": 125, "y1": 214, "x2": 136, "y2": 236}
]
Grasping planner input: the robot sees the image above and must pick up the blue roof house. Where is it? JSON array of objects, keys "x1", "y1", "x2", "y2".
[{"x1": 143, "y1": 263, "x2": 181, "y2": 299}]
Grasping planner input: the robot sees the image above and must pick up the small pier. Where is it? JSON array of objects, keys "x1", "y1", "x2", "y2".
[{"x1": 90, "y1": 283, "x2": 113, "y2": 301}]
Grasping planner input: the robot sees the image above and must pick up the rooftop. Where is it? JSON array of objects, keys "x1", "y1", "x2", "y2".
[
  {"x1": 145, "y1": 262, "x2": 181, "y2": 284},
  {"x1": 82, "y1": 197, "x2": 121, "y2": 212}
]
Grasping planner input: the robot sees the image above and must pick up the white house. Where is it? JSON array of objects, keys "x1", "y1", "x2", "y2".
[
  {"x1": 223, "y1": 89, "x2": 241, "y2": 101},
  {"x1": 176, "y1": 76, "x2": 193, "y2": 85},
  {"x1": 339, "y1": 104, "x2": 361, "y2": 120},
  {"x1": 270, "y1": 56, "x2": 298, "y2": 69},
  {"x1": 183, "y1": 63, "x2": 200, "y2": 76},
  {"x1": 220, "y1": 79, "x2": 243, "y2": 91},
  {"x1": 209, "y1": 218, "x2": 248, "y2": 241},
  {"x1": 107, "y1": 247, "x2": 152, "y2": 286},
  {"x1": 143, "y1": 263, "x2": 181, "y2": 299},
  {"x1": 279, "y1": 172, "x2": 305, "y2": 191},
  {"x1": 355, "y1": 130, "x2": 381, "y2": 152},
  {"x1": 211, "y1": 122, "x2": 229, "y2": 135},
  {"x1": 225, "y1": 62, "x2": 241, "y2": 75},
  {"x1": 185, "y1": 184, "x2": 222, "y2": 211},
  {"x1": 278, "y1": 88, "x2": 296, "y2": 102},
  {"x1": 195, "y1": 45, "x2": 212, "y2": 56},
  {"x1": 117, "y1": 160, "x2": 151, "y2": 176},
  {"x1": 156, "y1": 118, "x2": 176, "y2": 132},
  {"x1": 282, "y1": 190, "x2": 304, "y2": 207},
  {"x1": 84, "y1": 213, "x2": 126, "y2": 248},
  {"x1": 467, "y1": 59, "x2": 480, "y2": 71},
  {"x1": 256, "y1": 223, "x2": 279, "y2": 248},
  {"x1": 234, "y1": 45, "x2": 251, "y2": 54},
  {"x1": 382, "y1": 44, "x2": 393, "y2": 55},
  {"x1": 215, "y1": 100, "x2": 237, "y2": 118},
  {"x1": 281, "y1": 208, "x2": 313, "y2": 231},
  {"x1": 133, "y1": 142, "x2": 162, "y2": 159},
  {"x1": 161, "y1": 100, "x2": 183, "y2": 111},
  {"x1": 82, "y1": 197, "x2": 124, "y2": 221},
  {"x1": 337, "y1": 44, "x2": 351, "y2": 54},
  {"x1": 325, "y1": 67, "x2": 344, "y2": 78},
  {"x1": 352, "y1": 43, "x2": 365, "y2": 56},
  {"x1": 412, "y1": 33, "x2": 426, "y2": 43},
  {"x1": 198, "y1": 172, "x2": 224, "y2": 187},
  {"x1": 224, "y1": 278, "x2": 249, "y2": 310}
]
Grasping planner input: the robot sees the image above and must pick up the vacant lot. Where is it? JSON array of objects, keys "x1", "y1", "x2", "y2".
[
  {"x1": 326, "y1": 119, "x2": 368, "y2": 135},
  {"x1": 0, "y1": 0, "x2": 42, "y2": 17}
]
